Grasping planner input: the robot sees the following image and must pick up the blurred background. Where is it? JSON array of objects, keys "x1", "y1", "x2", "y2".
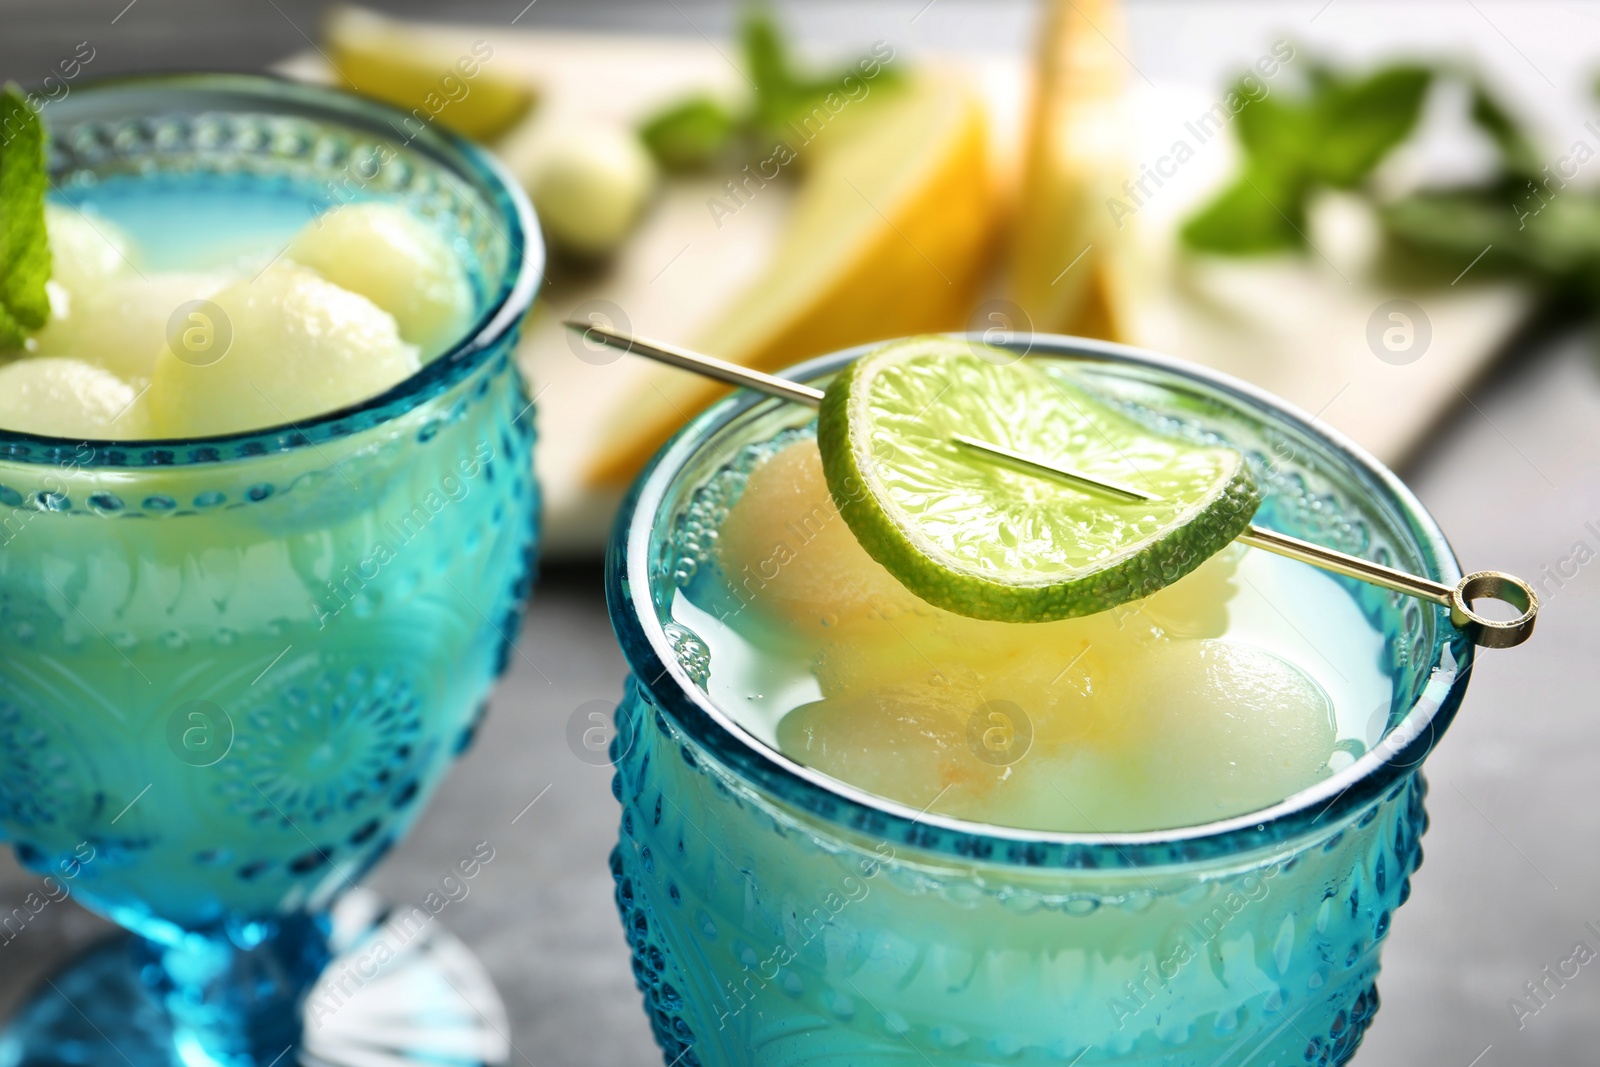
[{"x1": 1, "y1": 1, "x2": 1597, "y2": 1064}]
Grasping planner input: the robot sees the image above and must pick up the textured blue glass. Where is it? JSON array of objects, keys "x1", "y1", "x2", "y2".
[
  {"x1": 605, "y1": 337, "x2": 1474, "y2": 1066},
  {"x1": 0, "y1": 75, "x2": 541, "y2": 1066}
]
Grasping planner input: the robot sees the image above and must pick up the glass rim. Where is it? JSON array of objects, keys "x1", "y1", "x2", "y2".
[
  {"x1": 609, "y1": 333, "x2": 1476, "y2": 868},
  {"x1": 0, "y1": 71, "x2": 544, "y2": 467}
]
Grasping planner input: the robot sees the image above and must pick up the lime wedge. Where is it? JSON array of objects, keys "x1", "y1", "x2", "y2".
[{"x1": 816, "y1": 337, "x2": 1261, "y2": 622}]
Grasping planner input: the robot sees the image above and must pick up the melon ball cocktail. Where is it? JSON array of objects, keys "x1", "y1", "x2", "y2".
[
  {"x1": 0, "y1": 77, "x2": 540, "y2": 1067},
  {"x1": 606, "y1": 336, "x2": 1486, "y2": 1066}
]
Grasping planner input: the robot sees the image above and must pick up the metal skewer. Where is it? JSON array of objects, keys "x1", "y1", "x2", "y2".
[
  {"x1": 949, "y1": 433, "x2": 1156, "y2": 503},
  {"x1": 566, "y1": 320, "x2": 1538, "y2": 649}
]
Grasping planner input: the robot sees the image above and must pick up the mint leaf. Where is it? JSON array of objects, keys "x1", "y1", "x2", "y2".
[
  {"x1": 640, "y1": 95, "x2": 740, "y2": 171},
  {"x1": 743, "y1": 7, "x2": 799, "y2": 134},
  {"x1": 639, "y1": 5, "x2": 896, "y2": 173},
  {"x1": 0, "y1": 83, "x2": 50, "y2": 346},
  {"x1": 1468, "y1": 80, "x2": 1542, "y2": 178},
  {"x1": 1305, "y1": 65, "x2": 1431, "y2": 187},
  {"x1": 741, "y1": 8, "x2": 789, "y2": 99},
  {"x1": 1521, "y1": 194, "x2": 1600, "y2": 281},
  {"x1": 0, "y1": 309, "x2": 23, "y2": 351},
  {"x1": 1185, "y1": 47, "x2": 1600, "y2": 352},
  {"x1": 1181, "y1": 168, "x2": 1307, "y2": 254},
  {"x1": 740, "y1": 4, "x2": 897, "y2": 142},
  {"x1": 1233, "y1": 91, "x2": 1312, "y2": 171},
  {"x1": 1383, "y1": 190, "x2": 1516, "y2": 266},
  {"x1": 1382, "y1": 186, "x2": 1600, "y2": 305},
  {"x1": 1184, "y1": 59, "x2": 1431, "y2": 255}
]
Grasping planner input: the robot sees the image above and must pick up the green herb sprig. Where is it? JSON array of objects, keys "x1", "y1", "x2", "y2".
[
  {"x1": 1181, "y1": 60, "x2": 1432, "y2": 253},
  {"x1": 639, "y1": 4, "x2": 898, "y2": 172},
  {"x1": 1381, "y1": 76, "x2": 1600, "y2": 309},
  {"x1": 0, "y1": 83, "x2": 51, "y2": 349},
  {"x1": 1183, "y1": 55, "x2": 1600, "y2": 315}
]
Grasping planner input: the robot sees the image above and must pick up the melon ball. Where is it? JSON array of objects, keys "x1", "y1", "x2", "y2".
[
  {"x1": 1086, "y1": 640, "x2": 1338, "y2": 829},
  {"x1": 0, "y1": 357, "x2": 146, "y2": 439},
  {"x1": 779, "y1": 661, "x2": 1105, "y2": 827},
  {"x1": 1128, "y1": 543, "x2": 1244, "y2": 639},
  {"x1": 45, "y1": 204, "x2": 137, "y2": 296},
  {"x1": 716, "y1": 437, "x2": 928, "y2": 637},
  {"x1": 286, "y1": 202, "x2": 474, "y2": 360},
  {"x1": 525, "y1": 123, "x2": 657, "y2": 258},
  {"x1": 31, "y1": 272, "x2": 227, "y2": 383},
  {"x1": 777, "y1": 684, "x2": 994, "y2": 814},
  {"x1": 811, "y1": 607, "x2": 1121, "y2": 724},
  {"x1": 145, "y1": 264, "x2": 420, "y2": 438}
]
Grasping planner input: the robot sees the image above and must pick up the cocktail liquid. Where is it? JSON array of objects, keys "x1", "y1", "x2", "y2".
[
  {"x1": 0, "y1": 171, "x2": 533, "y2": 941},
  {"x1": 669, "y1": 425, "x2": 1391, "y2": 833},
  {"x1": 612, "y1": 356, "x2": 1441, "y2": 1066}
]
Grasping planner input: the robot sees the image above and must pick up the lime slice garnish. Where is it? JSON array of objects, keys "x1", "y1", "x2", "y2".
[{"x1": 816, "y1": 337, "x2": 1261, "y2": 622}]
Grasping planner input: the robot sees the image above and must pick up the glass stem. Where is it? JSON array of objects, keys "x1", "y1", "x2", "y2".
[{"x1": 137, "y1": 911, "x2": 332, "y2": 1067}]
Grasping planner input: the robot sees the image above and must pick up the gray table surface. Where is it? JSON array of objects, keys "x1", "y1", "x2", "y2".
[{"x1": 2, "y1": 2, "x2": 1598, "y2": 1065}]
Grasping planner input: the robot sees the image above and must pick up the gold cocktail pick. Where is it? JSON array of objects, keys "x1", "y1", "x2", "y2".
[{"x1": 565, "y1": 320, "x2": 1538, "y2": 649}]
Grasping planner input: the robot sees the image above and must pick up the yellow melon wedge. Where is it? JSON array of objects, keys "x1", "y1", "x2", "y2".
[
  {"x1": 324, "y1": 5, "x2": 537, "y2": 143},
  {"x1": 587, "y1": 69, "x2": 997, "y2": 487},
  {"x1": 1007, "y1": 0, "x2": 1134, "y2": 341}
]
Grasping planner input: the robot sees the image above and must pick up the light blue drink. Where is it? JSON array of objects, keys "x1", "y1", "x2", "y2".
[
  {"x1": 0, "y1": 75, "x2": 541, "y2": 1067},
  {"x1": 606, "y1": 338, "x2": 1474, "y2": 1066}
]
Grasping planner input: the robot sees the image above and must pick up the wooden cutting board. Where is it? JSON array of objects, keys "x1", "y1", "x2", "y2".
[{"x1": 281, "y1": 28, "x2": 1529, "y2": 557}]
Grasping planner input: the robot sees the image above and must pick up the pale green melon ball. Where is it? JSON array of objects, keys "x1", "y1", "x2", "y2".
[
  {"x1": 145, "y1": 264, "x2": 420, "y2": 438},
  {"x1": 286, "y1": 202, "x2": 474, "y2": 360},
  {"x1": 31, "y1": 272, "x2": 227, "y2": 383},
  {"x1": 0, "y1": 357, "x2": 146, "y2": 439},
  {"x1": 1094, "y1": 639, "x2": 1337, "y2": 826},
  {"x1": 45, "y1": 204, "x2": 138, "y2": 296},
  {"x1": 526, "y1": 124, "x2": 657, "y2": 258}
]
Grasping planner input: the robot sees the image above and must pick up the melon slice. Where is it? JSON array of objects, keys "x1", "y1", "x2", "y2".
[
  {"x1": 586, "y1": 69, "x2": 999, "y2": 486},
  {"x1": 1007, "y1": 0, "x2": 1135, "y2": 340}
]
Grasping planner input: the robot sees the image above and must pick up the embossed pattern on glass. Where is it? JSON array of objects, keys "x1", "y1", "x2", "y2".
[
  {"x1": 605, "y1": 339, "x2": 1474, "y2": 1067},
  {"x1": 0, "y1": 75, "x2": 541, "y2": 1067}
]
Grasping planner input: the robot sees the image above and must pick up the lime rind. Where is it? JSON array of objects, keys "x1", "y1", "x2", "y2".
[{"x1": 817, "y1": 337, "x2": 1262, "y2": 622}]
